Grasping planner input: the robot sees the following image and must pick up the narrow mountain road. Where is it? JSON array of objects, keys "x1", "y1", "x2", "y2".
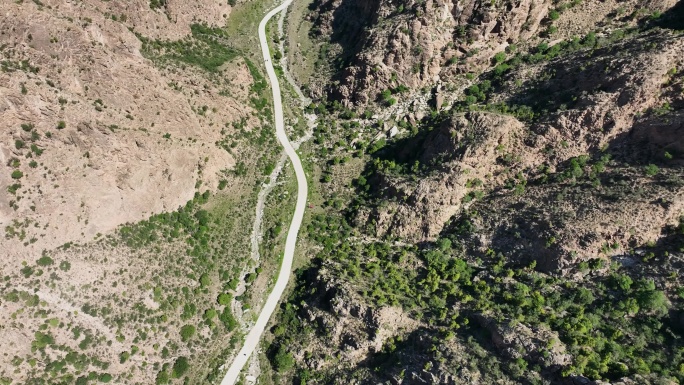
[{"x1": 220, "y1": 0, "x2": 306, "y2": 384}]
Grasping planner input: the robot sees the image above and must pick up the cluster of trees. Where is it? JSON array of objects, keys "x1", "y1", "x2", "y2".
[
  {"x1": 272, "y1": 207, "x2": 682, "y2": 383},
  {"x1": 137, "y1": 24, "x2": 237, "y2": 72}
]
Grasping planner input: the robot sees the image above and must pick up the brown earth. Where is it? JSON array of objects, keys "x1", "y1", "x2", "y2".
[
  {"x1": 362, "y1": 30, "x2": 684, "y2": 271},
  {"x1": 302, "y1": 0, "x2": 677, "y2": 106},
  {"x1": 0, "y1": 0, "x2": 257, "y2": 268},
  {"x1": 0, "y1": 0, "x2": 267, "y2": 383}
]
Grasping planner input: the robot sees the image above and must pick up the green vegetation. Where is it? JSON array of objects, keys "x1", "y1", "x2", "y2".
[
  {"x1": 180, "y1": 325, "x2": 196, "y2": 341},
  {"x1": 149, "y1": 0, "x2": 166, "y2": 10},
  {"x1": 273, "y1": 345, "x2": 295, "y2": 372},
  {"x1": 171, "y1": 357, "x2": 189, "y2": 378},
  {"x1": 454, "y1": 28, "x2": 655, "y2": 121},
  {"x1": 139, "y1": 24, "x2": 238, "y2": 72},
  {"x1": 645, "y1": 164, "x2": 660, "y2": 176},
  {"x1": 380, "y1": 89, "x2": 397, "y2": 106},
  {"x1": 271, "y1": 204, "x2": 683, "y2": 383}
]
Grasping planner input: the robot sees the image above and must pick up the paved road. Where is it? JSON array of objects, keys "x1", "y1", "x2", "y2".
[{"x1": 220, "y1": 0, "x2": 306, "y2": 384}]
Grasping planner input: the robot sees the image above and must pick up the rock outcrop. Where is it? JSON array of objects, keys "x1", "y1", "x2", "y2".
[
  {"x1": 362, "y1": 31, "x2": 684, "y2": 271},
  {"x1": 306, "y1": 0, "x2": 676, "y2": 106}
]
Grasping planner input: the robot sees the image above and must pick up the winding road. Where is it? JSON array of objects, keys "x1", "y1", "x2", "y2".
[{"x1": 220, "y1": 0, "x2": 306, "y2": 384}]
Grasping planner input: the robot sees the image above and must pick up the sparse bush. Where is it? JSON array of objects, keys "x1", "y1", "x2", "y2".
[
  {"x1": 36, "y1": 256, "x2": 54, "y2": 266},
  {"x1": 59, "y1": 261, "x2": 71, "y2": 271},
  {"x1": 645, "y1": 164, "x2": 659, "y2": 176}
]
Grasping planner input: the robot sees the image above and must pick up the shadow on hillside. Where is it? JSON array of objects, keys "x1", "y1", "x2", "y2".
[
  {"x1": 308, "y1": 0, "x2": 380, "y2": 65},
  {"x1": 504, "y1": 33, "x2": 674, "y2": 121},
  {"x1": 654, "y1": 0, "x2": 684, "y2": 30}
]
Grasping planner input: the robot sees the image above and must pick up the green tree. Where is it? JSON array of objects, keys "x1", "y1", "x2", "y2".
[
  {"x1": 180, "y1": 325, "x2": 195, "y2": 341},
  {"x1": 172, "y1": 357, "x2": 189, "y2": 378},
  {"x1": 217, "y1": 293, "x2": 231, "y2": 305},
  {"x1": 155, "y1": 370, "x2": 169, "y2": 384},
  {"x1": 204, "y1": 308, "x2": 217, "y2": 320},
  {"x1": 273, "y1": 346, "x2": 295, "y2": 372}
]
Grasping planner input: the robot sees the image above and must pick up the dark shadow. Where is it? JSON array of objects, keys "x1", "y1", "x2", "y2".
[
  {"x1": 504, "y1": 32, "x2": 676, "y2": 121},
  {"x1": 613, "y1": 110, "x2": 684, "y2": 166},
  {"x1": 653, "y1": 0, "x2": 684, "y2": 30},
  {"x1": 308, "y1": 0, "x2": 381, "y2": 67}
]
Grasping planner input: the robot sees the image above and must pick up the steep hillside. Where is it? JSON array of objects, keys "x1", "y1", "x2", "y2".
[
  {"x1": 266, "y1": 1, "x2": 684, "y2": 385},
  {"x1": 298, "y1": 0, "x2": 677, "y2": 105},
  {"x1": 0, "y1": 0, "x2": 291, "y2": 384},
  {"x1": 0, "y1": 0, "x2": 250, "y2": 262},
  {"x1": 361, "y1": 30, "x2": 684, "y2": 264}
]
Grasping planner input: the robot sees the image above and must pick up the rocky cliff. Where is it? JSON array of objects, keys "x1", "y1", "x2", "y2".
[
  {"x1": 269, "y1": 0, "x2": 684, "y2": 384},
  {"x1": 358, "y1": 30, "x2": 684, "y2": 273},
  {"x1": 305, "y1": 0, "x2": 677, "y2": 105}
]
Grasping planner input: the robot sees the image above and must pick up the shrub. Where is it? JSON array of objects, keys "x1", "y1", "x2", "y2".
[
  {"x1": 273, "y1": 346, "x2": 295, "y2": 372},
  {"x1": 57, "y1": 120, "x2": 66, "y2": 129},
  {"x1": 155, "y1": 370, "x2": 170, "y2": 384},
  {"x1": 645, "y1": 164, "x2": 659, "y2": 176},
  {"x1": 217, "y1": 293, "x2": 231, "y2": 306},
  {"x1": 15, "y1": 140, "x2": 25, "y2": 149},
  {"x1": 7, "y1": 183, "x2": 21, "y2": 194},
  {"x1": 59, "y1": 261, "x2": 71, "y2": 271},
  {"x1": 204, "y1": 308, "x2": 217, "y2": 320},
  {"x1": 180, "y1": 325, "x2": 195, "y2": 341},
  {"x1": 220, "y1": 308, "x2": 237, "y2": 331},
  {"x1": 199, "y1": 273, "x2": 211, "y2": 287},
  {"x1": 171, "y1": 357, "x2": 189, "y2": 378},
  {"x1": 30, "y1": 144, "x2": 43, "y2": 156},
  {"x1": 11, "y1": 170, "x2": 23, "y2": 179},
  {"x1": 37, "y1": 256, "x2": 54, "y2": 266}
]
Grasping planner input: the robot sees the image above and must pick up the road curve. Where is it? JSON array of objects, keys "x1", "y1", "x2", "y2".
[{"x1": 220, "y1": 0, "x2": 306, "y2": 384}]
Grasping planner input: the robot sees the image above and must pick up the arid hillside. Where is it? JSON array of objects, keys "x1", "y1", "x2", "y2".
[
  {"x1": 0, "y1": 0, "x2": 287, "y2": 384},
  {"x1": 0, "y1": 0, "x2": 253, "y2": 265}
]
